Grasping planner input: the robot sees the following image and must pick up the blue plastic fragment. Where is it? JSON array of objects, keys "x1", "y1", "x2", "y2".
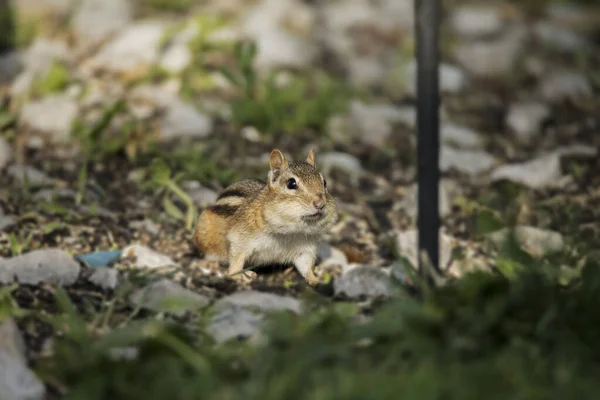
[{"x1": 75, "y1": 250, "x2": 122, "y2": 268}]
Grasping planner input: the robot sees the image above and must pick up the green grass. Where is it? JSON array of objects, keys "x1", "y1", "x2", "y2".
[
  {"x1": 1, "y1": 228, "x2": 598, "y2": 400},
  {"x1": 220, "y1": 41, "x2": 354, "y2": 137}
]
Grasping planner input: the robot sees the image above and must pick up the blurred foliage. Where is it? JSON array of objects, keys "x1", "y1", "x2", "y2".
[
  {"x1": 141, "y1": 0, "x2": 194, "y2": 13},
  {"x1": 17, "y1": 251, "x2": 600, "y2": 400},
  {"x1": 220, "y1": 41, "x2": 354, "y2": 137},
  {"x1": 32, "y1": 61, "x2": 71, "y2": 96}
]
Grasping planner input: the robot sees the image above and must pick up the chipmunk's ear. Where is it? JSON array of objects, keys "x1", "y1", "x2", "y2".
[
  {"x1": 306, "y1": 148, "x2": 316, "y2": 166},
  {"x1": 269, "y1": 149, "x2": 288, "y2": 182}
]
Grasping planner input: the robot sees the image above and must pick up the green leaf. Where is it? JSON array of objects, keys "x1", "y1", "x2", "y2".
[
  {"x1": 163, "y1": 197, "x2": 184, "y2": 221},
  {"x1": 150, "y1": 158, "x2": 172, "y2": 186},
  {"x1": 475, "y1": 209, "x2": 505, "y2": 235},
  {"x1": 219, "y1": 67, "x2": 241, "y2": 88},
  {"x1": 495, "y1": 258, "x2": 526, "y2": 279}
]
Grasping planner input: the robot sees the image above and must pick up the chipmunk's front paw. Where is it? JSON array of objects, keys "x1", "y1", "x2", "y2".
[
  {"x1": 305, "y1": 270, "x2": 320, "y2": 286},
  {"x1": 232, "y1": 270, "x2": 257, "y2": 284}
]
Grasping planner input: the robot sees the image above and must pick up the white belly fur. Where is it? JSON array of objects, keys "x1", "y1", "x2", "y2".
[{"x1": 243, "y1": 233, "x2": 318, "y2": 267}]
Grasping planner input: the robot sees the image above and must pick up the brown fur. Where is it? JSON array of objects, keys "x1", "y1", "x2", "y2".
[{"x1": 192, "y1": 149, "x2": 337, "y2": 284}]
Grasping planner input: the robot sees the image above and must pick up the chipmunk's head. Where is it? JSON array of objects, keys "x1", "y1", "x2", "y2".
[{"x1": 265, "y1": 149, "x2": 337, "y2": 234}]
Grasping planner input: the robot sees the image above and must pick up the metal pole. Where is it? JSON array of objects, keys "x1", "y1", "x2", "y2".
[{"x1": 416, "y1": 0, "x2": 440, "y2": 276}]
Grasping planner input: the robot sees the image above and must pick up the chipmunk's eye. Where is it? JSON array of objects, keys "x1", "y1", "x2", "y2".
[{"x1": 286, "y1": 178, "x2": 297, "y2": 190}]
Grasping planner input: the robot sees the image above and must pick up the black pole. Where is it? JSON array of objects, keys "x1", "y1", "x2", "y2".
[{"x1": 416, "y1": 0, "x2": 440, "y2": 277}]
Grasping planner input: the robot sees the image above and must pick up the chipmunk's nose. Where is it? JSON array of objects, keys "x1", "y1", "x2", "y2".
[{"x1": 313, "y1": 193, "x2": 326, "y2": 210}]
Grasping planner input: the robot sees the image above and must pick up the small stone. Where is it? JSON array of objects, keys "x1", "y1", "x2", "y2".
[
  {"x1": 207, "y1": 306, "x2": 264, "y2": 343},
  {"x1": 22, "y1": 38, "x2": 70, "y2": 76},
  {"x1": 539, "y1": 70, "x2": 592, "y2": 102},
  {"x1": 441, "y1": 147, "x2": 496, "y2": 175},
  {"x1": 182, "y1": 181, "x2": 219, "y2": 206},
  {"x1": 0, "y1": 138, "x2": 12, "y2": 170},
  {"x1": 130, "y1": 279, "x2": 210, "y2": 315},
  {"x1": 160, "y1": 98, "x2": 213, "y2": 140},
  {"x1": 128, "y1": 219, "x2": 160, "y2": 237},
  {"x1": 441, "y1": 123, "x2": 482, "y2": 148},
  {"x1": 121, "y1": 244, "x2": 177, "y2": 269},
  {"x1": 7, "y1": 165, "x2": 50, "y2": 185},
  {"x1": 533, "y1": 22, "x2": 588, "y2": 52},
  {"x1": 506, "y1": 102, "x2": 550, "y2": 143},
  {"x1": 214, "y1": 291, "x2": 301, "y2": 314},
  {"x1": 0, "y1": 318, "x2": 46, "y2": 400},
  {"x1": 486, "y1": 226, "x2": 564, "y2": 257},
  {"x1": 450, "y1": 5, "x2": 504, "y2": 38},
  {"x1": 0, "y1": 52, "x2": 22, "y2": 84},
  {"x1": 319, "y1": 152, "x2": 363, "y2": 178},
  {"x1": 0, "y1": 215, "x2": 16, "y2": 232},
  {"x1": 19, "y1": 95, "x2": 78, "y2": 143},
  {"x1": 73, "y1": 0, "x2": 133, "y2": 44},
  {"x1": 160, "y1": 45, "x2": 192, "y2": 74},
  {"x1": 490, "y1": 153, "x2": 561, "y2": 189},
  {"x1": 334, "y1": 266, "x2": 395, "y2": 298},
  {"x1": 0, "y1": 249, "x2": 81, "y2": 285},
  {"x1": 88, "y1": 267, "x2": 119, "y2": 290},
  {"x1": 241, "y1": 0, "x2": 316, "y2": 69},
  {"x1": 91, "y1": 21, "x2": 167, "y2": 73},
  {"x1": 317, "y1": 243, "x2": 348, "y2": 267},
  {"x1": 454, "y1": 26, "x2": 526, "y2": 77}
]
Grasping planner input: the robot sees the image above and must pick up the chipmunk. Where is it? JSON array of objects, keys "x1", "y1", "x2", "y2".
[{"x1": 193, "y1": 149, "x2": 337, "y2": 285}]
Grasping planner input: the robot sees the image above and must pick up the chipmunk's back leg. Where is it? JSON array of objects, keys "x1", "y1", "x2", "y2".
[{"x1": 193, "y1": 209, "x2": 229, "y2": 262}]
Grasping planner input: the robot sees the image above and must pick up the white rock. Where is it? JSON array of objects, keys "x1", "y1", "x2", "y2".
[
  {"x1": 0, "y1": 138, "x2": 12, "y2": 170},
  {"x1": 451, "y1": 5, "x2": 504, "y2": 38},
  {"x1": 214, "y1": 291, "x2": 301, "y2": 314},
  {"x1": 441, "y1": 147, "x2": 496, "y2": 176},
  {"x1": 317, "y1": 243, "x2": 348, "y2": 267},
  {"x1": 347, "y1": 57, "x2": 386, "y2": 88},
  {"x1": 207, "y1": 306, "x2": 264, "y2": 343},
  {"x1": 0, "y1": 249, "x2": 80, "y2": 285},
  {"x1": 334, "y1": 266, "x2": 395, "y2": 298},
  {"x1": 506, "y1": 102, "x2": 550, "y2": 142},
  {"x1": 160, "y1": 45, "x2": 192, "y2": 74},
  {"x1": 128, "y1": 219, "x2": 160, "y2": 237},
  {"x1": 73, "y1": 0, "x2": 133, "y2": 44},
  {"x1": 182, "y1": 181, "x2": 219, "y2": 206},
  {"x1": 486, "y1": 226, "x2": 564, "y2": 257},
  {"x1": 539, "y1": 70, "x2": 592, "y2": 102},
  {"x1": 455, "y1": 26, "x2": 526, "y2": 77},
  {"x1": 22, "y1": 38, "x2": 70, "y2": 75},
  {"x1": 555, "y1": 144, "x2": 597, "y2": 158},
  {"x1": 7, "y1": 165, "x2": 50, "y2": 186},
  {"x1": 319, "y1": 152, "x2": 363, "y2": 177},
  {"x1": 91, "y1": 21, "x2": 167, "y2": 72},
  {"x1": 159, "y1": 98, "x2": 213, "y2": 140},
  {"x1": 490, "y1": 153, "x2": 561, "y2": 189},
  {"x1": 130, "y1": 279, "x2": 210, "y2": 315},
  {"x1": 533, "y1": 22, "x2": 588, "y2": 52},
  {"x1": 88, "y1": 267, "x2": 119, "y2": 290},
  {"x1": 0, "y1": 319, "x2": 45, "y2": 400},
  {"x1": 441, "y1": 123, "x2": 482, "y2": 148},
  {"x1": 0, "y1": 214, "x2": 16, "y2": 231},
  {"x1": 241, "y1": 0, "x2": 316, "y2": 69},
  {"x1": 404, "y1": 60, "x2": 468, "y2": 96},
  {"x1": 121, "y1": 244, "x2": 177, "y2": 269},
  {"x1": 19, "y1": 95, "x2": 78, "y2": 142}
]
